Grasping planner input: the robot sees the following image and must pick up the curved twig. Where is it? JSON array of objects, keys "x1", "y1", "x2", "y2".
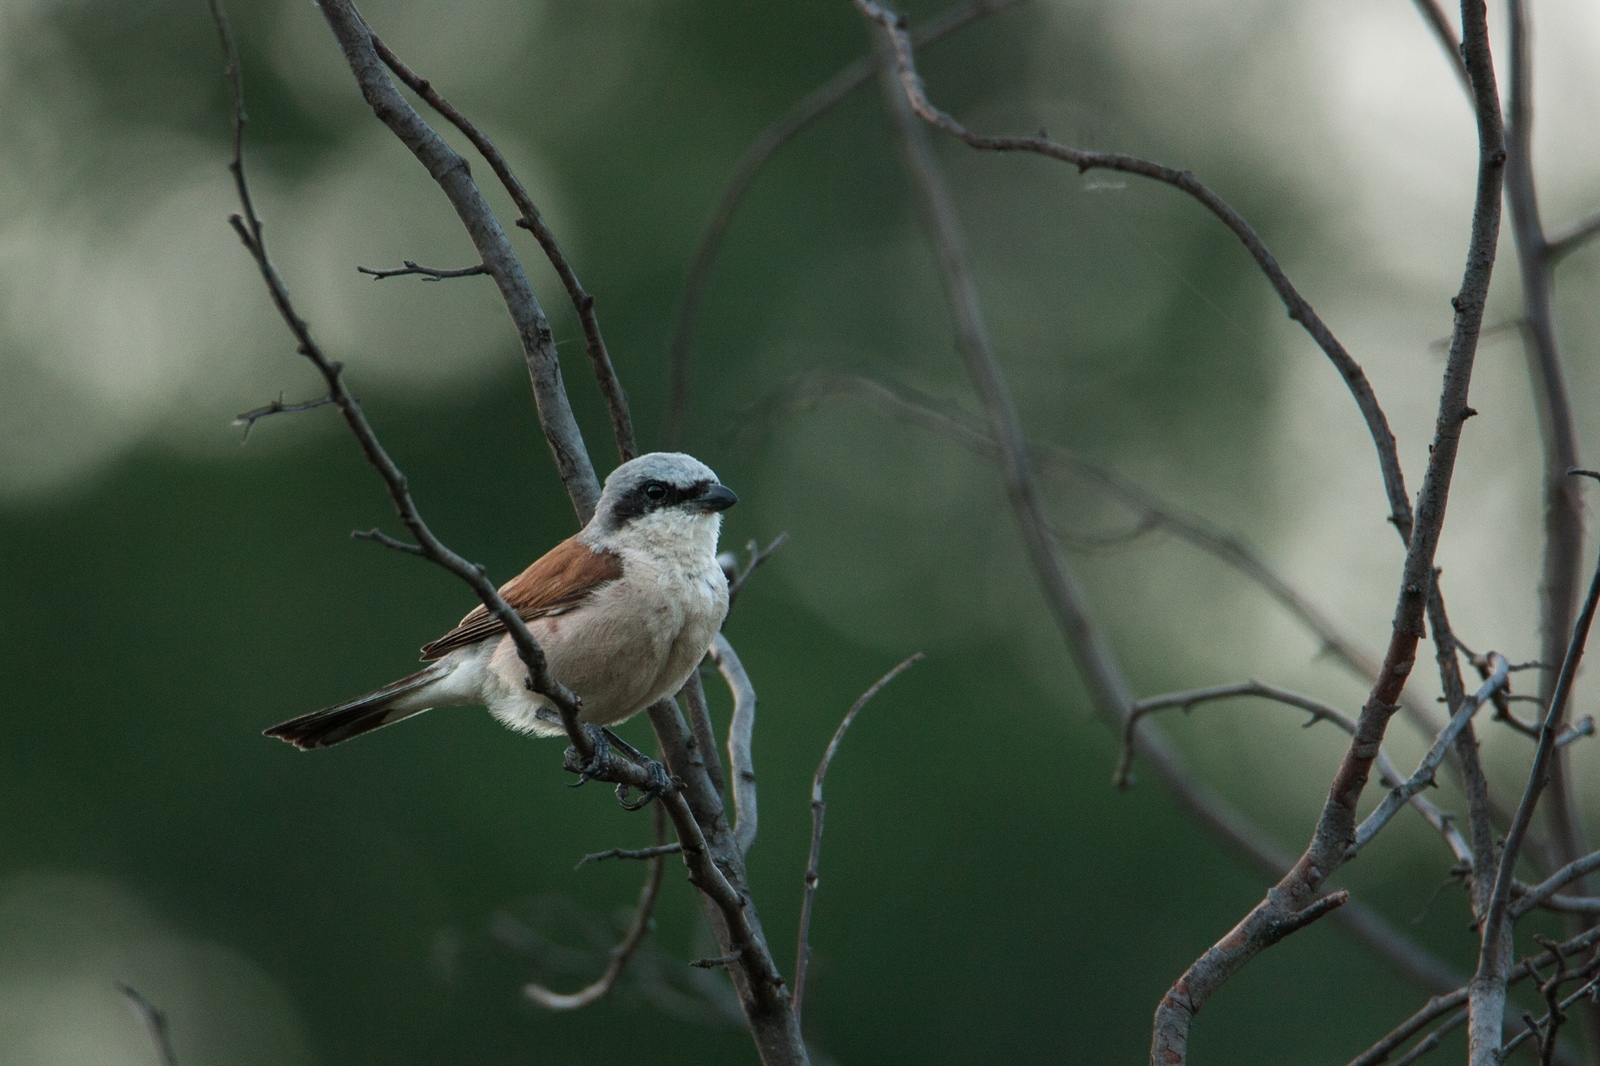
[
  {"x1": 1514, "y1": 851, "x2": 1600, "y2": 920},
  {"x1": 1118, "y1": 680, "x2": 1472, "y2": 865},
  {"x1": 710, "y1": 635, "x2": 759, "y2": 856},
  {"x1": 853, "y1": 0, "x2": 1415, "y2": 540},
  {"x1": 794, "y1": 653, "x2": 923, "y2": 1026},
  {"x1": 526, "y1": 803, "x2": 668, "y2": 1010}
]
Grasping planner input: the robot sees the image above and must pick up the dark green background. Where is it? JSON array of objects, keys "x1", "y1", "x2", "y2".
[{"x1": 0, "y1": 0, "x2": 1573, "y2": 1062}]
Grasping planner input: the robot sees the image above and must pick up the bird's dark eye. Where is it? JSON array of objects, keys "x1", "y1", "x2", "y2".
[{"x1": 642, "y1": 481, "x2": 668, "y2": 502}]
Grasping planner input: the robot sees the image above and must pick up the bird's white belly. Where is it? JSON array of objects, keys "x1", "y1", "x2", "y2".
[{"x1": 480, "y1": 562, "x2": 727, "y2": 736}]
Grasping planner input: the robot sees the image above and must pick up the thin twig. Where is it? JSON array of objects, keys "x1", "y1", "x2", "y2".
[
  {"x1": 350, "y1": 527, "x2": 425, "y2": 556},
  {"x1": 726, "y1": 533, "x2": 789, "y2": 608},
  {"x1": 1499, "y1": 968, "x2": 1600, "y2": 1061},
  {"x1": 1515, "y1": 852, "x2": 1600, "y2": 920},
  {"x1": 1350, "y1": 654, "x2": 1509, "y2": 855},
  {"x1": 232, "y1": 392, "x2": 335, "y2": 439},
  {"x1": 368, "y1": 33, "x2": 635, "y2": 464},
  {"x1": 710, "y1": 635, "x2": 759, "y2": 857},
  {"x1": 576, "y1": 842, "x2": 683, "y2": 870},
  {"x1": 794, "y1": 652, "x2": 922, "y2": 1028},
  {"x1": 664, "y1": 0, "x2": 1024, "y2": 446},
  {"x1": 356, "y1": 259, "x2": 488, "y2": 281},
  {"x1": 1116, "y1": 680, "x2": 1473, "y2": 865},
  {"x1": 117, "y1": 983, "x2": 179, "y2": 1066},
  {"x1": 692, "y1": 953, "x2": 743, "y2": 969},
  {"x1": 527, "y1": 802, "x2": 669, "y2": 1010}
]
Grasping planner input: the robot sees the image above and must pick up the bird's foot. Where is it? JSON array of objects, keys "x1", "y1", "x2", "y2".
[
  {"x1": 614, "y1": 756, "x2": 676, "y2": 811},
  {"x1": 563, "y1": 725, "x2": 678, "y2": 810}
]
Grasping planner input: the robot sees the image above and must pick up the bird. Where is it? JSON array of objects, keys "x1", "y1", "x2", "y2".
[{"x1": 264, "y1": 452, "x2": 737, "y2": 751}]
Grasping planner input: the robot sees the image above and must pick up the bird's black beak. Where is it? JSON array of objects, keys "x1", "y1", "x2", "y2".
[{"x1": 693, "y1": 483, "x2": 738, "y2": 513}]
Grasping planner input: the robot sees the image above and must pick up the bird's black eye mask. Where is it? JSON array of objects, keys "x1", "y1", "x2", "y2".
[{"x1": 609, "y1": 478, "x2": 713, "y2": 525}]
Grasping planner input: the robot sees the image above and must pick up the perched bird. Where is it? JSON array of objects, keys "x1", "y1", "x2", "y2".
[{"x1": 265, "y1": 452, "x2": 737, "y2": 750}]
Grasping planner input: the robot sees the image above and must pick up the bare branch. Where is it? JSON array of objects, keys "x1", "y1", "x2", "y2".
[
  {"x1": 367, "y1": 33, "x2": 636, "y2": 464},
  {"x1": 576, "y1": 842, "x2": 683, "y2": 870},
  {"x1": 356, "y1": 259, "x2": 488, "y2": 281},
  {"x1": 350, "y1": 527, "x2": 425, "y2": 556},
  {"x1": 1425, "y1": 594, "x2": 1500, "y2": 926},
  {"x1": 664, "y1": 0, "x2": 1024, "y2": 446},
  {"x1": 1350, "y1": 654, "x2": 1509, "y2": 855},
  {"x1": 232, "y1": 392, "x2": 335, "y2": 439},
  {"x1": 864, "y1": 34, "x2": 1471, "y2": 1012},
  {"x1": 643, "y1": 699, "x2": 810, "y2": 1062},
  {"x1": 315, "y1": 0, "x2": 603, "y2": 518},
  {"x1": 1143, "y1": 0, "x2": 1508, "y2": 1048},
  {"x1": 1516, "y1": 852, "x2": 1600, "y2": 919},
  {"x1": 709, "y1": 635, "x2": 759, "y2": 856},
  {"x1": 117, "y1": 983, "x2": 178, "y2": 1066},
  {"x1": 1473, "y1": 473, "x2": 1600, "y2": 1059},
  {"x1": 1117, "y1": 680, "x2": 1473, "y2": 865},
  {"x1": 680, "y1": 668, "x2": 727, "y2": 796},
  {"x1": 1501, "y1": 0, "x2": 1593, "y2": 925},
  {"x1": 526, "y1": 803, "x2": 668, "y2": 1010},
  {"x1": 794, "y1": 653, "x2": 923, "y2": 1027}
]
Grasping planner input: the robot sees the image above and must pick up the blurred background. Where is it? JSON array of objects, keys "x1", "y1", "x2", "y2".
[{"x1": 3, "y1": 0, "x2": 1600, "y2": 1062}]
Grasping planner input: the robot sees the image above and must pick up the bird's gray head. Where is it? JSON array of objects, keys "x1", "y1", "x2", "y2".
[{"x1": 591, "y1": 452, "x2": 737, "y2": 535}]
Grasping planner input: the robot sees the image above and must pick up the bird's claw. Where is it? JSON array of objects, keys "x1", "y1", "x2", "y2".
[
  {"x1": 615, "y1": 758, "x2": 676, "y2": 811},
  {"x1": 563, "y1": 725, "x2": 677, "y2": 810}
]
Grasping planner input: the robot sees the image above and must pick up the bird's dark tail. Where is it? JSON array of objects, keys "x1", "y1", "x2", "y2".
[{"x1": 265, "y1": 663, "x2": 448, "y2": 750}]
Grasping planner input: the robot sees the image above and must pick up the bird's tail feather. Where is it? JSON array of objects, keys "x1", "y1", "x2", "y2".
[{"x1": 265, "y1": 663, "x2": 448, "y2": 750}]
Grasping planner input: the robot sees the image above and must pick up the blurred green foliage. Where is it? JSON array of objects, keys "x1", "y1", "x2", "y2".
[{"x1": 0, "y1": 0, "x2": 1561, "y2": 1062}]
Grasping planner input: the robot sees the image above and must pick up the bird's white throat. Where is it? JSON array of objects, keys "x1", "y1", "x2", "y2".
[{"x1": 595, "y1": 508, "x2": 723, "y2": 572}]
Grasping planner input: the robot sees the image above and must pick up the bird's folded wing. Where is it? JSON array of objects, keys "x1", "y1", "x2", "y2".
[{"x1": 419, "y1": 536, "x2": 623, "y2": 660}]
